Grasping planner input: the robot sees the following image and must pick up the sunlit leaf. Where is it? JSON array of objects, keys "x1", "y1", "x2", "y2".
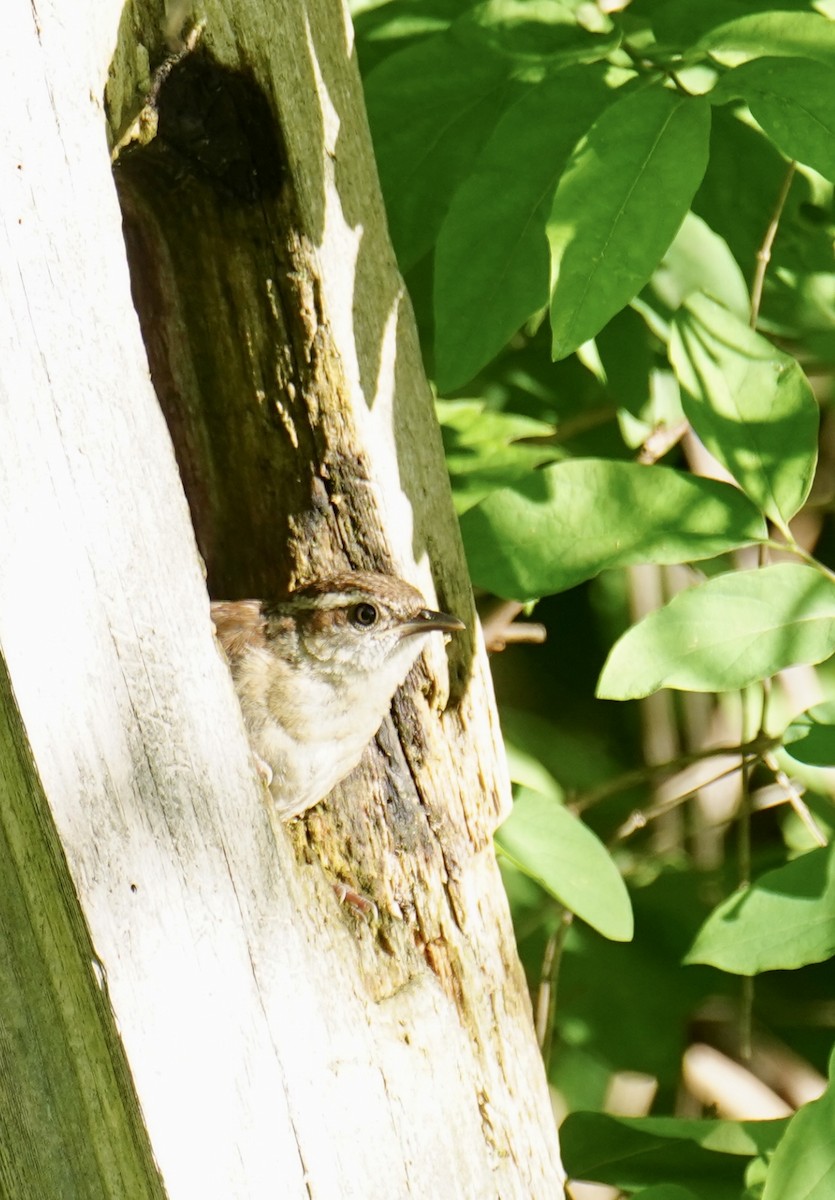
[
  {"x1": 365, "y1": 33, "x2": 522, "y2": 269},
  {"x1": 459, "y1": 459, "x2": 765, "y2": 602},
  {"x1": 548, "y1": 86, "x2": 711, "y2": 360},
  {"x1": 687, "y1": 846, "x2": 835, "y2": 974},
  {"x1": 351, "y1": 0, "x2": 467, "y2": 74},
  {"x1": 763, "y1": 1048, "x2": 835, "y2": 1199},
  {"x1": 436, "y1": 399, "x2": 556, "y2": 512},
  {"x1": 598, "y1": 565, "x2": 835, "y2": 700},
  {"x1": 698, "y1": 11, "x2": 835, "y2": 69},
  {"x1": 713, "y1": 57, "x2": 835, "y2": 183},
  {"x1": 434, "y1": 67, "x2": 613, "y2": 390},
  {"x1": 645, "y1": 211, "x2": 750, "y2": 322},
  {"x1": 503, "y1": 738, "x2": 563, "y2": 800},
  {"x1": 669, "y1": 293, "x2": 818, "y2": 528},
  {"x1": 462, "y1": 0, "x2": 620, "y2": 64},
  {"x1": 495, "y1": 788, "x2": 633, "y2": 940},
  {"x1": 653, "y1": 2, "x2": 835, "y2": 67}
]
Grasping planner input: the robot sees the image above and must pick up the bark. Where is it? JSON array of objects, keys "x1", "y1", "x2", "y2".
[{"x1": 0, "y1": 0, "x2": 564, "y2": 1196}]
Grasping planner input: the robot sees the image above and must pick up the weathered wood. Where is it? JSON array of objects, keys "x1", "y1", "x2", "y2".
[
  {"x1": 0, "y1": 0, "x2": 564, "y2": 1196},
  {"x1": 0, "y1": 651, "x2": 166, "y2": 1200}
]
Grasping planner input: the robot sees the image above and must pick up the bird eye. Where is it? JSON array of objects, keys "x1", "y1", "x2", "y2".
[{"x1": 351, "y1": 602, "x2": 378, "y2": 628}]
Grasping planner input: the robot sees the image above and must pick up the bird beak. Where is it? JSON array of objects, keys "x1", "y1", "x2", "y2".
[{"x1": 399, "y1": 608, "x2": 466, "y2": 638}]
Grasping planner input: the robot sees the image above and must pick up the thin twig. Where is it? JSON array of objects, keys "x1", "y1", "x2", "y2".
[
  {"x1": 575, "y1": 733, "x2": 777, "y2": 813},
  {"x1": 480, "y1": 599, "x2": 547, "y2": 653},
  {"x1": 612, "y1": 758, "x2": 751, "y2": 842},
  {"x1": 750, "y1": 160, "x2": 797, "y2": 329},
  {"x1": 763, "y1": 753, "x2": 828, "y2": 848},
  {"x1": 621, "y1": 40, "x2": 694, "y2": 96},
  {"x1": 752, "y1": 545, "x2": 772, "y2": 851},
  {"x1": 637, "y1": 420, "x2": 691, "y2": 465},
  {"x1": 611, "y1": 744, "x2": 830, "y2": 846},
  {"x1": 548, "y1": 405, "x2": 618, "y2": 445},
  {"x1": 765, "y1": 536, "x2": 835, "y2": 585},
  {"x1": 739, "y1": 977, "x2": 754, "y2": 1065},
  {"x1": 110, "y1": 20, "x2": 205, "y2": 163},
  {"x1": 535, "y1": 910, "x2": 572, "y2": 1069},
  {"x1": 739, "y1": 719, "x2": 754, "y2": 891},
  {"x1": 735, "y1": 691, "x2": 758, "y2": 1062},
  {"x1": 535, "y1": 927, "x2": 559, "y2": 1049}
]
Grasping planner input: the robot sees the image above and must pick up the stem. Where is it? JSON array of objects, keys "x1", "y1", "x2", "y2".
[
  {"x1": 739, "y1": 724, "x2": 753, "y2": 891},
  {"x1": 666, "y1": 68, "x2": 695, "y2": 98},
  {"x1": 737, "y1": 698, "x2": 754, "y2": 1061},
  {"x1": 739, "y1": 977, "x2": 754, "y2": 1064},
  {"x1": 535, "y1": 909, "x2": 572, "y2": 1070},
  {"x1": 764, "y1": 537, "x2": 835, "y2": 585},
  {"x1": 612, "y1": 759, "x2": 751, "y2": 843},
  {"x1": 763, "y1": 752, "x2": 828, "y2": 847},
  {"x1": 549, "y1": 404, "x2": 618, "y2": 444},
  {"x1": 575, "y1": 733, "x2": 777, "y2": 812},
  {"x1": 480, "y1": 600, "x2": 547, "y2": 653},
  {"x1": 753, "y1": 543, "x2": 772, "y2": 790},
  {"x1": 750, "y1": 160, "x2": 797, "y2": 329},
  {"x1": 620, "y1": 40, "x2": 694, "y2": 96}
]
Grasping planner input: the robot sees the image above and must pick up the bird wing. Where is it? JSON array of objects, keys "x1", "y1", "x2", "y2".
[{"x1": 210, "y1": 600, "x2": 268, "y2": 662}]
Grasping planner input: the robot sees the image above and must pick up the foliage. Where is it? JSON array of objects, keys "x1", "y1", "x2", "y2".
[{"x1": 352, "y1": 0, "x2": 835, "y2": 1194}]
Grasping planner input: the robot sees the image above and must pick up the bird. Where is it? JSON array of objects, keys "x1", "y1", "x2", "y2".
[{"x1": 211, "y1": 571, "x2": 465, "y2": 820}]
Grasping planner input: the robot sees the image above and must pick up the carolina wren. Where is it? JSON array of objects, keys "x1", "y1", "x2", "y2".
[{"x1": 212, "y1": 572, "x2": 464, "y2": 820}]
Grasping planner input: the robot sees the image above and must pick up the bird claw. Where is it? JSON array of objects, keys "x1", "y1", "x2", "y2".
[
  {"x1": 253, "y1": 752, "x2": 273, "y2": 787},
  {"x1": 333, "y1": 882, "x2": 378, "y2": 920}
]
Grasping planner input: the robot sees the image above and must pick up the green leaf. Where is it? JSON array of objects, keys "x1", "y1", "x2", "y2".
[
  {"x1": 436, "y1": 399, "x2": 556, "y2": 512},
  {"x1": 548, "y1": 86, "x2": 711, "y2": 360},
  {"x1": 596, "y1": 307, "x2": 656, "y2": 418},
  {"x1": 698, "y1": 11, "x2": 835, "y2": 70},
  {"x1": 686, "y1": 845, "x2": 835, "y2": 974},
  {"x1": 500, "y1": 706, "x2": 622, "y2": 794},
  {"x1": 351, "y1": 0, "x2": 466, "y2": 74},
  {"x1": 560, "y1": 1111, "x2": 774, "y2": 1197},
  {"x1": 763, "y1": 1047, "x2": 835, "y2": 1200},
  {"x1": 365, "y1": 33, "x2": 521, "y2": 269},
  {"x1": 461, "y1": 0, "x2": 620, "y2": 64},
  {"x1": 627, "y1": 1114, "x2": 786, "y2": 1156},
  {"x1": 503, "y1": 737, "x2": 563, "y2": 800},
  {"x1": 434, "y1": 67, "x2": 613, "y2": 390},
  {"x1": 631, "y1": 1188, "x2": 701, "y2": 1200},
  {"x1": 459, "y1": 459, "x2": 766, "y2": 602},
  {"x1": 495, "y1": 788, "x2": 633, "y2": 941},
  {"x1": 784, "y1": 702, "x2": 835, "y2": 767},
  {"x1": 669, "y1": 293, "x2": 818, "y2": 528},
  {"x1": 645, "y1": 211, "x2": 750, "y2": 323},
  {"x1": 652, "y1": 1, "x2": 835, "y2": 62},
  {"x1": 713, "y1": 57, "x2": 835, "y2": 183},
  {"x1": 555, "y1": 872, "x2": 720, "y2": 1086},
  {"x1": 598, "y1": 564, "x2": 835, "y2": 700}
]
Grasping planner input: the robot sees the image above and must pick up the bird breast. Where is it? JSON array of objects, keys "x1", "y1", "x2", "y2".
[{"x1": 229, "y1": 639, "x2": 422, "y2": 817}]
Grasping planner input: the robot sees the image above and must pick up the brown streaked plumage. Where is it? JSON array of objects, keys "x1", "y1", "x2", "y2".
[{"x1": 212, "y1": 571, "x2": 464, "y2": 820}]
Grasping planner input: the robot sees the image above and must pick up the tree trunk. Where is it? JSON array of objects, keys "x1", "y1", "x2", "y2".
[{"x1": 0, "y1": 1, "x2": 564, "y2": 1196}]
